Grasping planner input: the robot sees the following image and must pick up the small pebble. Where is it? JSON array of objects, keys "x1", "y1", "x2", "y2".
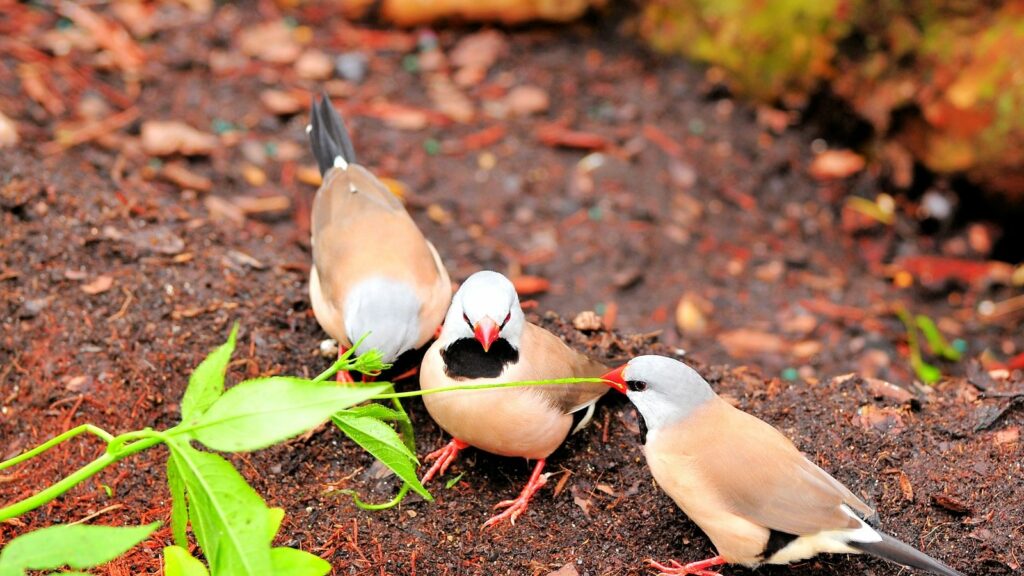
[{"x1": 335, "y1": 52, "x2": 368, "y2": 83}]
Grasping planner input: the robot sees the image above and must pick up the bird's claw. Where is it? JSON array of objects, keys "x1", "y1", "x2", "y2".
[
  {"x1": 420, "y1": 438, "x2": 468, "y2": 484},
  {"x1": 645, "y1": 557, "x2": 724, "y2": 576}
]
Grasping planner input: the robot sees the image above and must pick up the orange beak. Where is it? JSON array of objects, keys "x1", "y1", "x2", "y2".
[
  {"x1": 473, "y1": 317, "x2": 500, "y2": 353},
  {"x1": 601, "y1": 364, "x2": 628, "y2": 393}
]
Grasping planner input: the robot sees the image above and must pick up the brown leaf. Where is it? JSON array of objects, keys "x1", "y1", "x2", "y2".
[
  {"x1": 141, "y1": 121, "x2": 218, "y2": 156},
  {"x1": 545, "y1": 564, "x2": 580, "y2": 576},
  {"x1": 160, "y1": 162, "x2": 212, "y2": 192},
  {"x1": 856, "y1": 405, "x2": 905, "y2": 434},
  {"x1": 81, "y1": 275, "x2": 114, "y2": 295},
  {"x1": 237, "y1": 21, "x2": 301, "y2": 64},
  {"x1": 260, "y1": 90, "x2": 303, "y2": 116},
  {"x1": 505, "y1": 85, "x2": 550, "y2": 117},
  {"x1": 536, "y1": 124, "x2": 611, "y2": 150},
  {"x1": 718, "y1": 329, "x2": 786, "y2": 358},
  {"x1": 450, "y1": 30, "x2": 507, "y2": 73},
  {"x1": 0, "y1": 111, "x2": 19, "y2": 148},
  {"x1": 931, "y1": 493, "x2": 971, "y2": 515},
  {"x1": 809, "y1": 150, "x2": 865, "y2": 180},
  {"x1": 675, "y1": 293, "x2": 709, "y2": 337},
  {"x1": 994, "y1": 427, "x2": 1019, "y2": 446},
  {"x1": 570, "y1": 485, "x2": 592, "y2": 518},
  {"x1": 897, "y1": 471, "x2": 914, "y2": 501},
  {"x1": 512, "y1": 275, "x2": 550, "y2": 296}
]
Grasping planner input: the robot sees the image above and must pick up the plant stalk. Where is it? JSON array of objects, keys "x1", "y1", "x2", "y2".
[{"x1": 0, "y1": 424, "x2": 115, "y2": 472}]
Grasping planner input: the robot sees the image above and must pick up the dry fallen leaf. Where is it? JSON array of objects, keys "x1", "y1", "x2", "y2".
[
  {"x1": 81, "y1": 275, "x2": 114, "y2": 295},
  {"x1": 717, "y1": 328, "x2": 786, "y2": 358},
  {"x1": 0, "y1": 110, "x2": 19, "y2": 148},
  {"x1": 237, "y1": 20, "x2": 301, "y2": 64},
  {"x1": 295, "y1": 49, "x2": 334, "y2": 80},
  {"x1": 450, "y1": 29, "x2": 507, "y2": 75},
  {"x1": 809, "y1": 149, "x2": 865, "y2": 180},
  {"x1": 260, "y1": 89, "x2": 304, "y2": 116},
  {"x1": 897, "y1": 470, "x2": 914, "y2": 501},
  {"x1": 160, "y1": 162, "x2": 212, "y2": 192},
  {"x1": 505, "y1": 85, "x2": 550, "y2": 116},
  {"x1": 141, "y1": 121, "x2": 218, "y2": 156},
  {"x1": 545, "y1": 564, "x2": 580, "y2": 576},
  {"x1": 675, "y1": 293, "x2": 710, "y2": 337},
  {"x1": 512, "y1": 275, "x2": 550, "y2": 296}
]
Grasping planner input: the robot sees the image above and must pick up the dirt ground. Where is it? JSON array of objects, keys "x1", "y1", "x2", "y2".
[{"x1": 1, "y1": 2, "x2": 1022, "y2": 575}]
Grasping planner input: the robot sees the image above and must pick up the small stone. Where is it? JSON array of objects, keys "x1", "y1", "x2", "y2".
[
  {"x1": 572, "y1": 310, "x2": 603, "y2": 332},
  {"x1": 505, "y1": 85, "x2": 550, "y2": 116},
  {"x1": 335, "y1": 52, "x2": 368, "y2": 83}
]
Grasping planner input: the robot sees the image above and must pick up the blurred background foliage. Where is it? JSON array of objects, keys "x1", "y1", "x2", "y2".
[{"x1": 638, "y1": 0, "x2": 1024, "y2": 200}]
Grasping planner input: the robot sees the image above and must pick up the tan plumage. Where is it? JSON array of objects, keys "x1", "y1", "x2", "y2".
[
  {"x1": 645, "y1": 395, "x2": 872, "y2": 565},
  {"x1": 309, "y1": 165, "x2": 451, "y2": 351},
  {"x1": 416, "y1": 271, "x2": 607, "y2": 528},
  {"x1": 606, "y1": 355, "x2": 964, "y2": 576},
  {"x1": 307, "y1": 97, "x2": 451, "y2": 363},
  {"x1": 421, "y1": 322, "x2": 606, "y2": 459}
]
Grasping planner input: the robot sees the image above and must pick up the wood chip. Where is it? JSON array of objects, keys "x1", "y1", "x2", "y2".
[{"x1": 81, "y1": 275, "x2": 114, "y2": 295}]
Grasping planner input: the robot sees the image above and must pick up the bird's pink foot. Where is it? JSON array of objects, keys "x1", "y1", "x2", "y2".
[
  {"x1": 420, "y1": 438, "x2": 469, "y2": 484},
  {"x1": 482, "y1": 459, "x2": 547, "y2": 529},
  {"x1": 646, "y1": 556, "x2": 725, "y2": 576},
  {"x1": 392, "y1": 366, "x2": 419, "y2": 381}
]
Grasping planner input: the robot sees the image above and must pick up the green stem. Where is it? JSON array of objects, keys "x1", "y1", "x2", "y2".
[
  {"x1": 0, "y1": 435, "x2": 163, "y2": 522},
  {"x1": 330, "y1": 483, "x2": 411, "y2": 511},
  {"x1": 371, "y1": 377, "x2": 609, "y2": 400},
  {"x1": 0, "y1": 424, "x2": 115, "y2": 472}
]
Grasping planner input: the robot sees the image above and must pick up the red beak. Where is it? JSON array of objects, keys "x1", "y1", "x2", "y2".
[
  {"x1": 601, "y1": 364, "x2": 628, "y2": 393},
  {"x1": 473, "y1": 317, "x2": 500, "y2": 353}
]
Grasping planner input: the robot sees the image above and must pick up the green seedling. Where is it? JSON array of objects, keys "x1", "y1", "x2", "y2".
[
  {"x1": 445, "y1": 472, "x2": 465, "y2": 489},
  {"x1": 894, "y1": 306, "x2": 962, "y2": 385},
  {"x1": 0, "y1": 324, "x2": 606, "y2": 574}
]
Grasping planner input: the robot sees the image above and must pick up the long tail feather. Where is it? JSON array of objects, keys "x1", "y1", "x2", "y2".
[
  {"x1": 852, "y1": 533, "x2": 964, "y2": 576},
  {"x1": 308, "y1": 94, "x2": 357, "y2": 176}
]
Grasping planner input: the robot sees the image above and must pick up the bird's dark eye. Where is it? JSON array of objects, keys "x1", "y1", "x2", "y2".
[
  {"x1": 501, "y1": 312, "x2": 511, "y2": 328},
  {"x1": 626, "y1": 380, "x2": 647, "y2": 392},
  {"x1": 463, "y1": 312, "x2": 472, "y2": 327}
]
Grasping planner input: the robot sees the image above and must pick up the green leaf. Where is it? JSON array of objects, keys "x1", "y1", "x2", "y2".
[
  {"x1": 915, "y1": 314, "x2": 962, "y2": 361},
  {"x1": 445, "y1": 472, "x2": 465, "y2": 489},
  {"x1": 166, "y1": 439, "x2": 271, "y2": 575},
  {"x1": 167, "y1": 457, "x2": 189, "y2": 548},
  {"x1": 266, "y1": 507, "x2": 285, "y2": 542},
  {"x1": 183, "y1": 378, "x2": 388, "y2": 452},
  {"x1": 181, "y1": 323, "x2": 238, "y2": 422},
  {"x1": 270, "y1": 547, "x2": 331, "y2": 576},
  {"x1": 332, "y1": 413, "x2": 431, "y2": 501},
  {"x1": 163, "y1": 546, "x2": 210, "y2": 576},
  {"x1": 0, "y1": 522, "x2": 159, "y2": 575},
  {"x1": 338, "y1": 403, "x2": 410, "y2": 423}
]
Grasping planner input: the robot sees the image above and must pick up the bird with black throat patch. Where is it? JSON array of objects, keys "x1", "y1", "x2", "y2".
[
  {"x1": 418, "y1": 270, "x2": 608, "y2": 528},
  {"x1": 306, "y1": 95, "x2": 452, "y2": 381},
  {"x1": 601, "y1": 355, "x2": 966, "y2": 576}
]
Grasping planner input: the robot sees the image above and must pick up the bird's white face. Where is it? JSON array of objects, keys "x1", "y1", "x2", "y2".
[
  {"x1": 601, "y1": 355, "x2": 716, "y2": 432},
  {"x1": 439, "y1": 271, "x2": 525, "y2": 352}
]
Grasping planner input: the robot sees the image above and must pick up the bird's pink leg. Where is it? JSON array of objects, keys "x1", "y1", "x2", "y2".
[
  {"x1": 392, "y1": 366, "x2": 419, "y2": 381},
  {"x1": 646, "y1": 556, "x2": 726, "y2": 576},
  {"x1": 482, "y1": 459, "x2": 548, "y2": 529},
  {"x1": 420, "y1": 438, "x2": 469, "y2": 484},
  {"x1": 336, "y1": 346, "x2": 355, "y2": 384}
]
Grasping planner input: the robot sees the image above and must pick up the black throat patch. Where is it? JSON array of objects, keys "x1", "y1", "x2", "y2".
[{"x1": 441, "y1": 338, "x2": 519, "y2": 380}]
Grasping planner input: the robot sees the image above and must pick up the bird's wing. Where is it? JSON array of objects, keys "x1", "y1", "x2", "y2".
[
  {"x1": 514, "y1": 322, "x2": 608, "y2": 415},
  {"x1": 311, "y1": 166, "x2": 442, "y2": 303},
  {"x1": 674, "y1": 398, "x2": 874, "y2": 536}
]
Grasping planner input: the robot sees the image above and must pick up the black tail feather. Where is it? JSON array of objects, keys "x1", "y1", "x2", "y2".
[
  {"x1": 852, "y1": 533, "x2": 965, "y2": 576},
  {"x1": 308, "y1": 94, "x2": 357, "y2": 176}
]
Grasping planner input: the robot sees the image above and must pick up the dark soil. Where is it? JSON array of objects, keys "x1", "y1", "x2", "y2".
[{"x1": 1, "y1": 2, "x2": 1022, "y2": 575}]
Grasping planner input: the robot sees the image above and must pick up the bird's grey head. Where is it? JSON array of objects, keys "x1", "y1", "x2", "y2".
[
  {"x1": 439, "y1": 270, "x2": 525, "y2": 352},
  {"x1": 602, "y1": 355, "x2": 717, "y2": 431},
  {"x1": 344, "y1": 278, "x2": 421, "y2": 364}
]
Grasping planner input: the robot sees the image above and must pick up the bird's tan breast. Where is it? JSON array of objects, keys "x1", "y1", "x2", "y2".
[
  {"x1": 420, "y1": 341, "x2": 574, "y2": 460},
  {"x1": 644, "y1": 409, "x2": 770, "y2": 565}
]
